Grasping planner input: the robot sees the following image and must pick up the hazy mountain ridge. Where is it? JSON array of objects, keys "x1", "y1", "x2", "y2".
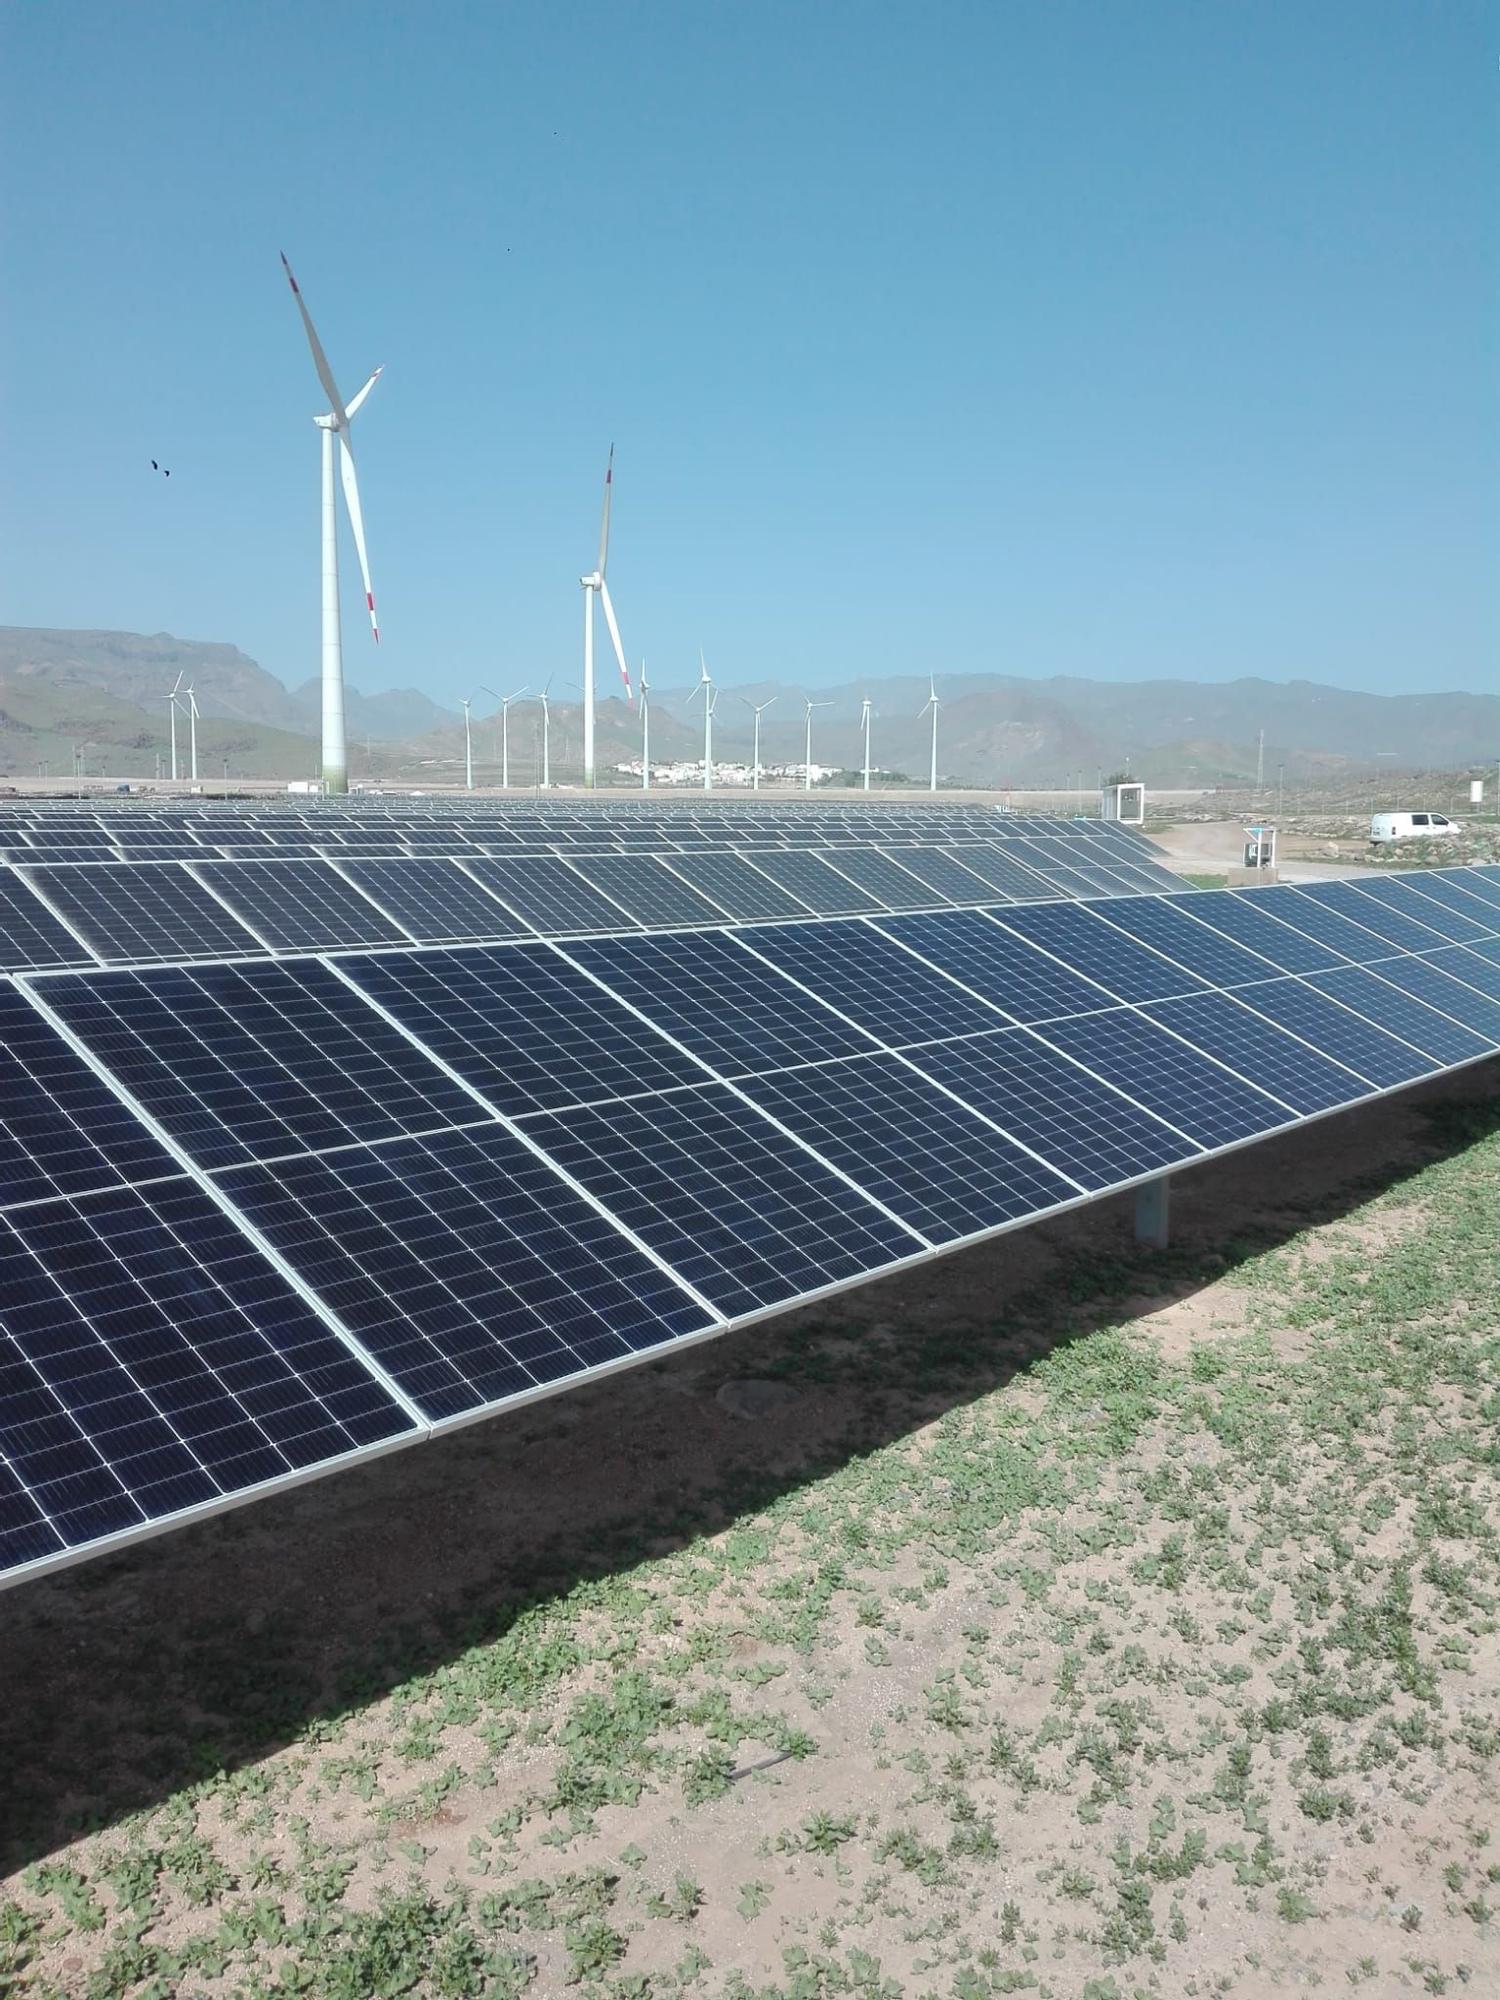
[{"x1": 1, "y1": 628, "x2": 1493, "y2": 785}]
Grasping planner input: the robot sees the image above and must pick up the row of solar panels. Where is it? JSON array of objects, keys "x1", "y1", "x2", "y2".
[
  {"x1": 0, "y1": 840, "x2": 1184, "y2": 971},
  {"x1": 3, "y1": 864, "x2": 1499, "y2": 1587}
]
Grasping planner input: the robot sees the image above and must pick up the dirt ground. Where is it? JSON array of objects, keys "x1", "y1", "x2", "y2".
[{"x1": 3, "y1": 1063, "x2": 1499, "y2": 1998}]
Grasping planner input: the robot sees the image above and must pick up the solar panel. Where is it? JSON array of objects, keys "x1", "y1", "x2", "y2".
[
  {"x1": 744, "y1": 849, "x2": 883, "y2": 913},
  {"x1": 938, "y1": 845, "x2": 1055, "y2": 901},
  {"x1": 1395, "y1": 872, "x2": 1500, "y2": 930},
  {"x1": 742, "y1": 921, "x2": 1011, "y2": 1045},
  {"x1": 0, "y1": 871, "x2": 96, "y2": 970},
  {"x1": 1235, "y1": 977, "x2": 1438, "y2": 1089},
  {"x1": 821, "y1": 848, "x2": 952, "y2": 910},
  {"x1": 902, "y1": 1028, "x2": 1199, "y2": 1190},
  {"x1": 1158, "y1": 888, "x2": 1344, "y2": 975},
  {"x1": 735, "y1": 1053, "x2": 1081, "y2": 1242},
  {"x1": 1291, "y1": 881, "x2": 1452, "y2": 954},
  {"x1": 569, "y1": 855, "x2": 736, "y2": 929},
  {"x1": 871, "y1": 910, "x2": 1117, "y2": 1023},
  {"x1": 21, "y1": 865, "x2": 264, "y2": 964},
  {"x1": 1033, "y1": 1008, "x2": 1293, "y2": 1147},
  {"x1": 461, "y1": 857, "x2": 641, "y2": 935},
  {"x1": 0, "y1": 1178, "x2": 415, "y2": 1578},
  {"x1": 1357, "y1": 955, "x2": 1500, "y2": 1043},
  {"x1": 659, "y1": 852, "x2": 814, "y2": 921},
  {"x1": 1429, "y1": 943, "x2": 1500, "y2": 999},
  {"x1": 1302, "y1": 966, "x2": 1495, "y2": 1066},
  {"x1": 991, "y1": 903, "x2": 1211, "y2": 1003},
  {"x1": 336, "y1": 943, "x2": 708, "y2": 1116},
  {"x1": 1354, "y1": 876, "x2": 1498, "y2": 943},
  {"x1": 875, "y1": 847, "x2": 1000, "y2": 905},
  {"x1": 336, "y1": 859, "x2": 530, "y2": 942},
  {"x1": 1080, "y1": 896, "x2": 1286, "y2": 987},
  {"x1": 1141, "y1": 991, "x2": 1375, "y2": 1115},
  {"x1": 1236, "y1": 885, "x2": 1399, "y2": 962},
  {"x1": 560, "y1": 930, "x2": 879, "y2": 1076},
  {"x1": 218, "y1": 1124, "x2": 713, "y2": 1422},
  {"x1": 515, "y1": 1082, "x2": 921, "y2": 1318},
  {"x1": 0, "y1": 987, "x2": 179, "y2": 1209},
  {"x1": 37, "y1": 960, "x2": 485, "y2": 1170},
  {"x1": 190, "y1": 860, "x2": 410, "y2": 951},
  {"x1": 1431, "y1": 868, "x2": 1500, "y2": 916}
]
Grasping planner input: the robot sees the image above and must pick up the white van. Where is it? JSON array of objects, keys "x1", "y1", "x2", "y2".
[{"x1": 1370, "y1": 811, "x2": 1462, "y2": 845}]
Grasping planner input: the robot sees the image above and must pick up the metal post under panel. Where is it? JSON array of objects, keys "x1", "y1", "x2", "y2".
[{"x1": 1135, "y1": 1174, "x2": 1171, "y2": 1249}]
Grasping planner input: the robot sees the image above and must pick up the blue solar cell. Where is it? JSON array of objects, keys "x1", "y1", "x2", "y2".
[
  {"x1": 1287, "y1": 882, "x2": 1448, "y2": 953},
  {"x1": 1357, "y1": 877, "x2": 1496, "y2": 943},
  {"x1": 220, "y1": 1124, "x2": 712, "y2": 1423},
  {"x1": 0, "y1": 987, "x2": 178, "y2": 1210},
  {"x1": 734, "y1": 1054, "x2": 1080, "y2": 1243},
  {"x1": 570, "y1": 855, "x2": 736, "y2": 929},
  {"x1": 1085, "y1": 898, "x2": 1280, "y2": 987},
  {"x1": 902, "y1": 1029, "x2": 1198, "y2": 1190},
  {"x1": 938, "y1": 845, "x2": 1057, "y2": 901},
  {"x1": 1160, "y1": 889, "x2": 1344, "y2": 974},
  {"x1": 337, "y1": 859, "x2": 530, "y2": 942},
  {"x1": 871, "y1": 910, "x2": 1115, "y2": 1022},
  {"x1": 561, "y1": 929, "x2": 879, "y2": 1076},
  {"x1": 743, "y1": 850, "x2": 882, "y2": 913},
  {"x1": 816, "y1": 849, "x2": 950, "y2": 909},
  {"x1": 0, "y1": 873, "x2": 98, "y2": 970},
  {"x1": 1240, "y1": 886, "x2": 1391, "y2": 964},
  {"x1": 1394, "y1": 871, "x2": 1500, "y2": 930},
  {"x1": 39, "y1": 960, "x2": 482, "y2": 1170},
  {"x1": 1034, "y1": 1008, "x2": 1292, "y2": 1148},
  {"x1": 463, "y1": 857, "x2": 642, "y2": 935},
  {"x1": 875, "y1": 847, "x2": 999, "y2": 904},
  {"x1": 0, "y1": 1179, "x2": 413, "y2": 1578},
  {"x1": 1237, "y1": 978, "x2": 1438, "y2": 1089},
  {"x1": 338, "y1": 943, "x2": 708, "y2": 1115},
  {"x1": 517, "y1": 1082, "x2": 920, "y2": 1318},
  {"x1": 661, "y1": 853, "x2": 813, "y2": 920},
  {"x1": 990, "y1": 903, "x2": 1211, "y2": 1003},
  {"x1": 22, "y1": 864, "x2": 264, "y2": 963},
  {"x1": 743, "y1": 921, "x2": 1011, "y2": 1044},
  {"x1": 193, "y1": 860, "x2": 410, "y2": 950},
  {"x1": 1142, "y1": 992, "x2": 1373, "y2": 1115},
  {"x1": 1430, "y1": 868, "x2": 1500, "y2": 915},
  {"x1": 1428, "y1": 944, "x2": 1500, "y2": 999},
  {"x1": 1302, "y1": 966, "x2": 1493, "y2": 1066},
  {"x1": 1359, "y1": 955, "x2": 1500, "y2": 1043}
]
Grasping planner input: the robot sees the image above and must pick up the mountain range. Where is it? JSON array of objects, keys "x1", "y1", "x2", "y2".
[{"x1": 1, "y1": 626, "x2": 1493, "y2": 787}]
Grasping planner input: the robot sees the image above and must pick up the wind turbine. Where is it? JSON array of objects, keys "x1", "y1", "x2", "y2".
[
  {"x1": 167, "y1": 672, "x2": 183, "y2": 782},
  {"x1": 537, "y1": 677, "x2": 554, "y2": 790},
  {"x1": 860, "y1": 698, "x2": 874, "y2": 793},
  {"x1": 481, "y1": 683, "x2": 529, "y2": 790},
  {"x1": 919, "y1": 675, "x2": 941, "y2": 793},
  {"x1": 639, "y1": 662, "x2": 651, "y2": 790},
  {"x1": 741, "y1": 695, "x2": 777, "y2": 792},
  {"x1": 280, "y1": 253, "x2": 382, "y2": 797},
  {"x1": 184, "y1": 684, "x2": 200, "y2": 784},
  {"x1": 689, "y1": 654, "x2": 718, "y2": 792},
  {"x1": 802, "y1": 697, "x2": 832, "y2": 793},
  {"x1": 460, "y1": 695, "x2": 474, "y2": 791},
  {"x1": 579, "y1": 446, "x2": 634, "y2": 789}
]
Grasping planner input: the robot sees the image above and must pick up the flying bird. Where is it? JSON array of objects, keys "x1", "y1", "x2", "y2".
[{"x1": 150, "y1": 460, "x2": 171, "y2": 477}]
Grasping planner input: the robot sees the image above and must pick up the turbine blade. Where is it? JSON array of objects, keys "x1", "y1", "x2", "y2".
[
  {"x1": 597, "y1": 444, "x2": 614, "y2": 577},
  {"x1": 280, "y1": 253, "x2": 349, "y2": 425},
  {"x1": 598, "y1": 579, "x2": 633, "y2": 704},
  {"x1": 345, "y1": 366, "x2": 383, "y2": 419},
  {"x1": 338, "y1": 434, "x2": 379, "y2": 642}
]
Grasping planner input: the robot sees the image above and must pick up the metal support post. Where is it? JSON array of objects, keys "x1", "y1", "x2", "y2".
[{"x1": 1135, "y1": 1174, "x2": 1171, "y2": 1249}]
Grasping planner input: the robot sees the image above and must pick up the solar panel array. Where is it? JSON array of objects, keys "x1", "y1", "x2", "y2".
[{"x1": 3, "y1": 853, "x2": 1499, "y2": 1588}]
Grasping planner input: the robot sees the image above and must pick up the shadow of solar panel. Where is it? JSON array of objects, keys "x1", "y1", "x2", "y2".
[
  {"x1": 1295, "y1": 881, "x2": 1453, "y2": 953},
  {"x1": 462, "y1": 857, "x2": 642, "y2": 935},
  {"x1": 735, "y1": 1053, "x2": 1080, "y2": 1243},
  {"x1": 0, "y1": 988, "x2": 179, "y2": 1209},
  {"x1": 1162, "y1": 889, "x2": 1344, "y2": 974},
  {"x1": 872, "y1": 910, "x2": 1115, "y2": 1022},
  {"x1": 336, "y1": 860, "x2": 530, "y2": 942},
  {"x1": 23, "y1": 865, "x2": 264, "y2": 963},
  {"x1": 39, "y1": 961, "x2": 483, "y2": 1170},
  {"x1": 561, "y1": 929, "x2": 878, "y2": 1076},
  {"x1": 1143, "y1": 992, "x2": 1374, "y2": 1114},
  {"x1": 1239, "y1": 977, "x2": 1439, "y2": 1088},
  {"x1": 1085, "y1": 897, "x2": 1289, "y2": 987},
  {"x1": 338, "y1": 944, "x2": 708, "y2": 1115},
  {"x1": 743, "y1": 850, "x2": 882, "y2": 913},
  {"x1": 902, "y1": 1028, "x2": 1198, "y2": 1190},
  {"x1": 990, "y1": 903, "x2": 1212, "y2": 1003},
  {"x1": 1303, "y1": 967, "x2": 1495, "y2": 1065},
  {"x1": 743, "y1": 921, "x2": 1010, "y2": 1045},
  {"x1": 218, "y1": 1125, "x2": 712, "y2": 1423},
  {"x1": 516, "y1": 1082, "x2": 920, "y2": 1319},
  {"x1": 193, "y1": 861, "x2": 409, "y2": 950},
  {"x1": 660, "y1": 853, "x2": 812, "y2": 920},
  {"x1": 0, "y1": 1180, "x2": 414, "y2": 1578},
  {"x1": 571, "y1": 855, "x2": 735, "y2": 928},
  {"x1": 1034, "y1": 1008, "x2": 1292, "y2": 1147}
]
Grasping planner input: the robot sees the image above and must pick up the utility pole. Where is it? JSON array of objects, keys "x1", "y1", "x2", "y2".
[{"x1": 1276, "y1": 762, "x2": 1285, "y2": 820}]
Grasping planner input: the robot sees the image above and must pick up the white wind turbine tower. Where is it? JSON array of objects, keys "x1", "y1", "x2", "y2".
[
  {"x1": 480, "y1": 683, "x2": 529, "y2": 790},
  {"x1": 802, "y1": 697, "x2": 832, "y2": 793},
  {"x1": 689, "y1": 654, "x2": 718, "y2": 791},
  {"x1": 740, "y1": 695, "x2": 777, "y2": 791},
  {"x1": 183, "y1": 683, "x2": 200, "y2": 784},
  {"x1": 536, "y1": 677, "x2": 555, "y2": 790},
  {"x1": 460, "y1": 695, "x2": 474, "y2": 791},
  {"x1": 638, "y1": 662, "x2": 651, "y2": 790},
  {"x1": 919, "y1": 675, "x2": 942, "y2": 794},
  {"x1": 280, "y1": 253, "x2": 382, "y2": 797},
  {"x1": 579, "y1": 446, "x2": 634, "y2": 789},
  {"x1": 167, "y1": 673, "x2": 184, "y2": 782},
  {"x1": 860, "y1": 698, "x2": 874, "y2": 793}
]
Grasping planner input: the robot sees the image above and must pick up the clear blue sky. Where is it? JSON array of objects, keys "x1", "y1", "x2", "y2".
[{"x1": 1, "y1": 1, "x2": 1493, "y2": 702}]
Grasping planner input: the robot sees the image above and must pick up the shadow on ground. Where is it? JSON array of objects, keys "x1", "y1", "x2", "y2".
[{"x1": 3, "y1": 1064, "x2": 1497, "y2": 1872}]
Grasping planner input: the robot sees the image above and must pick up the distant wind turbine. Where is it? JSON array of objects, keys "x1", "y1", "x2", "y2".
[
  {"x1": 740, "y1": 695, "x2": 777, "y2": 792},
  {"x1": 860, "y1": 698, "x2": 874, "y2": 793},
  {"x1": 167, "y1": 672, "x2": 183, "y2": 782},
  {"x1": 481, "y1": 683, "x2": 529, "y2": 790},
  {"x1": 280, "y1": 252, "x2": 382, "y2": 796},
  {"x1": 803, "y1": 697, "x2": 832, "y2": 793},
  {"x1": 580, "y1": 446, "x2": 634, "y2": 788},
  {"x1": 689, "y1": 653, "x2": 718, "y2": 792},
  {"x1": 461, "y1": 695, "x2": 474, "y2": 791},
  {"x1": 639, "y1": 662, "x2": 651, "y2": 790},
  {"x1": 919, "y1": 675, "x2": 941, "y2": 794}
]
